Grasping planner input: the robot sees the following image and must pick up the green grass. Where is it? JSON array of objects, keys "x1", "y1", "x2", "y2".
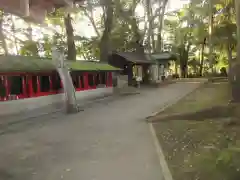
[
  {"x1": 68, "y1": 61, "x2": 121, "y2": 71},
  {"x1": 152, "y1": 82, "x2": 240, "y2": 180}
]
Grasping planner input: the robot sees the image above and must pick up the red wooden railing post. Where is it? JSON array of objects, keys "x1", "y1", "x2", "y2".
[
  {"x1": 84, "y1": 73, "x2": 89, "y2": 90},
  {"x1": 37, "y1": 76, "x2": 41, "y2": 93},
  {"x1": 22, "y1": 76, "x2": 27, "y2": 97},
  {"x1": 28, "y1": 75, "x2": 33, "y2": 97}
]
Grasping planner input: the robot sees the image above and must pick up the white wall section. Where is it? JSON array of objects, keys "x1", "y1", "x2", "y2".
[{"x1": 0, "y1": 87, "x2": 113, "y2": 116}]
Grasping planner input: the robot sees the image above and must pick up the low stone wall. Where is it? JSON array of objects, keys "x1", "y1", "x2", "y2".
[
  {"x1": 0, "y1": 87, "x2": 113, "y2": 117},
  {"x1": 117, "y1": 75, "x2": 128, "y2": 88},
  {"x1": 113, "y1": 75, "x2": 128, "y2": 93}
]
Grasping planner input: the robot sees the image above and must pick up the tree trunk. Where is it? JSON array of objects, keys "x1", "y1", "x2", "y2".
[
  {"x1": 83, "y1": 9, "x2": 100, "y2": 37},
  {"x1": 156, "y1": 0, "x2": 168, "y2": 52},
  {"x1": 179, "y1": 44, "x2": 190, "y2": 78},
  {"x1": 52, "y1": 48, "x2": 79, "y2": 114},
  {"x1": 27, "y1": 24, "x2": 33, "y2": 41},
  {"x1": 64, "y1": 13, "x2": 76, "y2": 61},
  {"x1": 146, "y1": 0, "x2": 151, "y2": 52},
  {"x1": 208, "y1": 0, "x2": 214, "y2": 73},
  {"x1": 146, "y1": 0, "x2": 154, "y2": 52},
  {"x1": 227, "y1": 44, "x2": 233, "y2": 82},
  {"x1": 11, "y1": 15, "x2": 19, "y2": 54},
  {"x1": 132, "y1": 18, "x2": 144, "y2": 53},
  {"x1": 99, "y1": 0, "x2": 113, "y2": 62},
  {"x1": 0, "y1": 12, "x2": 7, "y2": 55},
  {"x1": 230, "y1": 0, "x2": 240, "y2": 102},
  {"x1": 199, "y1": 43, "x2": 205, "y2": 76}
]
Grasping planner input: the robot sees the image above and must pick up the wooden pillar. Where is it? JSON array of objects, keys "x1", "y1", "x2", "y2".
[
  {"x1": 93, "y1": 73, "x2": 96, "y2": 89},
  {"x1": 108, "y1": 72, "x2": 112, "y2": 87},
  {"x1": 4, "y1": 76, "x2": 9, "y2": 98},
  {"x1": 78, "y1": 76, "x2": 82, "y2": 89},
  {"x1": 106, "y1": 72, "x2": 108, "y2": 87},
  {"x1": 49, "y1": 75, "x2": 53, "y2": 91}
]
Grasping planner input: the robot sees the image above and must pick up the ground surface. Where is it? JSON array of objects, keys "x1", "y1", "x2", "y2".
[
  {"x1": 152, "y1": 81, "x2": 240, "y2": 180},
  {"x1": 0, "y1": 82, "x2": 200, "y2": 180}
]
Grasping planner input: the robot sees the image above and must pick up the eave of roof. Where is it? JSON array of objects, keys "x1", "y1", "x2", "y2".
[
  {"x1": 150, "y1": 52, "x2": 177, "y2": 61},
  {"x1": 113, "y1": 52, "x2": 154, "y2": 64}
]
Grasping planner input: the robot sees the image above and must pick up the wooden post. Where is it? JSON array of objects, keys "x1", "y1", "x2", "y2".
[
  {"x1": 49, "y1": 75, "x2": 53, "y2": 91},
  {"x1": 4, "y1": 76, "x2": 9, "y2": 99},
  {"x1": 37, "y1": 76, "x2": 41, "y2": 93},
  {"x1": 22, "y1": 76, "x2": 27, "y2": 97},
  {"x1": 109, "y1": 72, "x2": 112, "y2": 87},
  {"x1": 84, "y1": 73, "x2": 89, "y2": 89},
  {"x1": 28, "y1": 75, "x2": 33, "y2": 97}
]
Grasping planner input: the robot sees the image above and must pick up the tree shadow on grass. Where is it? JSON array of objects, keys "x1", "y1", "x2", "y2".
[{"x1": 147, "y1": 105, "x2": 234, "y2": 123}]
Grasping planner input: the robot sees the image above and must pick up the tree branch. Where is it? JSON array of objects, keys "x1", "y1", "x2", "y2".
[{"x1": 82, "y1": 8, "x2": 101, "y2": 37}]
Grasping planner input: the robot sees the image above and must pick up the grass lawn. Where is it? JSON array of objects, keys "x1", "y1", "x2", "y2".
[{"x1": 151, "y1": 81, "x2": 240, "y2": 180}]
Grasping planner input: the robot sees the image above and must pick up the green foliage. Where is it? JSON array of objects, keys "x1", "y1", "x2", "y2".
[
  {"x1": 19, "y1": 40, "x2": 39, "y2": 56},
  {"x1": 76, "y1": 36, "x2": 100, "y2": 60}
]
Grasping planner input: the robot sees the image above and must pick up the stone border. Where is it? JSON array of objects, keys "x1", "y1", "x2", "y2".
[{"x1": 147, "y1": 81, "x2": 205, "y2": 180}]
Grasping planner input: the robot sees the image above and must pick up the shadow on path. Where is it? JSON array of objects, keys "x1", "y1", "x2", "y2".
[{"x1": 147, "y1": 105, "x2": 233, "y2": 123}]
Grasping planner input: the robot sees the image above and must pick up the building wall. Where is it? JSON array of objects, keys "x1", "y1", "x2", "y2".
[
  {"x1": 150, "y1": 64, "x2": 165, "y2": 83},
  {"x1": 0, "y1": 87, "x2": 113, "y2": 117}
]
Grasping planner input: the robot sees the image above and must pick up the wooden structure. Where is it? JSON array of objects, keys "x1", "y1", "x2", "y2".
[
  {"x1": 148, "y1": 52, "x2": 177, "y2": 82},
  {"x1": 0, "y1": 56, "x2": 120, "y2": 102},
  {"x1": 108, "y1": 52, "x2": 154, "y2": 85}
]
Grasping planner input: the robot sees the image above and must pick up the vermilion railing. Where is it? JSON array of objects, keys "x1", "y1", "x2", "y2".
[{"x1": 0, "y1": 71, "x2": 113, "y2": 102}]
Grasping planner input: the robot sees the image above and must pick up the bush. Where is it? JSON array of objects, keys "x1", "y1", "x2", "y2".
[{"x1": 172, "y1": 74, "x2": 180, "y2": 79}]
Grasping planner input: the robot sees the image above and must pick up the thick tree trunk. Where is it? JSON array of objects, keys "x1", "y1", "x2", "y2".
[
  {"x1": 99, "y1": 0, "x2": 113, "y2": 62},
  {"x1": 231, "y1": 0, "x2": 240, "y2": 102},
  {"x1": 146, "y1": 0, "x2": 152, "y2": 52},
  {"x1": 208, "y1": 0, "x2": 214, "y2": 73},
  {"x1": 227, "y1": 45, "x2": 233, "y2": 82},
  {"x1": 199, "y1": 43, "x2": 205, "y2": 76},
  {"x1": 52, "y1": 48, "x2": 79, "y2": 114},
  {"x1": 11, "y1": 15, "x2": 19, "y2": 54},
  {"x1": 0, "y1": 12, "x2": 7, "y2": 55},
  {"x1": 64, "y1": 13, "x2": 76, "y2": 61},
  {"x1": 132, "y1": 18, "x2": 144, "y2": 54},
  {"x1": 156, "y1": 0, "x2": 168, "y2": 52}
]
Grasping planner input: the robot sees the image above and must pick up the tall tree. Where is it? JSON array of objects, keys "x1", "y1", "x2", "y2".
[
  {"x1": 231, "y1": 0, "x2": 240, "y2": 102},
  {"x1": 99, "y1": 0, "x2": 114, "y2": 62},
  {"x1": 156, "y1": 0, "x2": 168, "y2": 52},
  {"x1": 208, "y1": 0, "x2": 214, "y2": 73},
  {"x1": 0, "y1": 11, "x2": 8, "y2": 55},
  {"x1": 64, "y1": 13, "x2": 77, "y2": 60}
]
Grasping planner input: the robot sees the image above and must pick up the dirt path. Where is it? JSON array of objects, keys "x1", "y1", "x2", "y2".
[{"x1": 0, "y1": 82, "x2": 200, "y2": 180}]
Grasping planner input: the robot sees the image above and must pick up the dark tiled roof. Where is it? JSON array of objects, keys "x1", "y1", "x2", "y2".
[
  {"x1": 113, "y1": 52, "x2": 153, "y2": 64},
  {"x1": 150, "y1": 52, "x2": 177, "y2": 61}
]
